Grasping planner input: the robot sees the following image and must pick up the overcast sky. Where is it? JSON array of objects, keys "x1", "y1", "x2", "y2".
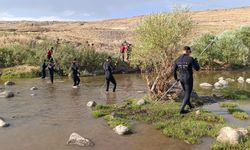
[{"x1": 0, "y1": 0, "x2": 250, "y2": 21}]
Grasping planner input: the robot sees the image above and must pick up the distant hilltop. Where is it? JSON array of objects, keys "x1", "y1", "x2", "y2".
[{"x1": 0, "y1": 6, "x2": 250, "y2": 52}]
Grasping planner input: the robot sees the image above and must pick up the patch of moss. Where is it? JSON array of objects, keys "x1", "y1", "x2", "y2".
[
  {"x1": 220, "y1": 102, "x2": 238, "y2": 108},
  {"x1": 91, "y1": 110, "x2": 108, "y2": 118},
  {"x1": 228, "y1": 108, "x2": 249, "y2": 120},
  {"x1": 219, "y1": 88, "x2": 250, "y2": 100},
  {"x1": 104, "y1": 115, "x2": 132, "y2": 129}
]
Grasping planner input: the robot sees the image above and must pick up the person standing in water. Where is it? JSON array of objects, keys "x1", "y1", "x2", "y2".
[
  {"x1": 173, "y1": 46, "x2": 200, "y2": 114},
  {"x1": 41, "y1": 59, "x2": 47, "y2": 79},
  {"x1": 48, "y1": 58, "x2": 55, "y2": 84},
  {"x1": 103, "y1": 56, "x2": 117, "y2": 93},
  {"x1": 71, "y1": 58, "x2": 80, "y2": 87}
]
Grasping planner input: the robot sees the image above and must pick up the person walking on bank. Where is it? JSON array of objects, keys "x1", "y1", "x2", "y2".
[
  {"x1": 103, "y1": 56, "x2": 117, "y2": 93},
  {"x1": 48, "y1": 58, "x2": 55, "y2": 84},
  {"x1": 41, "y1": 59, "x2": 47, "y2": 79},
  {"x1": 71, "y1": 58, "x2": 80, "y2": 87},
  {"x1": 173, "y1": 46, "x2": 200, "y2": 114}
]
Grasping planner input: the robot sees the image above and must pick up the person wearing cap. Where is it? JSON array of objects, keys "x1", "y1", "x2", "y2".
[
  {"x1": 103, "y1": 56, "x2": 117, "y2": 92},
  {"x1": 172, "y1": 46, "x2": 200, "y2": 114},
  {"x1": 41, "y1": 59, "x2": 47, "y2": 79},
  {"x1": 48, "y1": 58, "x2": 55, "y2": 84},
  {"x1": 71, "y1": 58, "x2": 80, "y2": 87}
]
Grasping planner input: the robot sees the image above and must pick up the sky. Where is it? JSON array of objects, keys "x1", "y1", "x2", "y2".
[{"x1": 0, "y1": 0, "x2": 250, "y2": 21}]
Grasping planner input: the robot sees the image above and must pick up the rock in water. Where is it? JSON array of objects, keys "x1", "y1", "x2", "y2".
[
  {"x1": 237, "y1": 77, "x2": 245, "y2": 83},
  {"x1": 67, "y1": 133, "x2": 94, "y2": 147},
  {"x1": 218, "y1": 77, "x2": 224, "y2": 81},
  {"x1": 218, "y1": 79, "x2": 229, "y2": 86},
  {"x1": 86, "y1": 101, "x2": 97, "y2": 107},
  {"x1": 226, "y1": 78, "x2": 235, "y2": 82},
  {"x1": 199, "y1": 83, "x2": 213, "y2": 88},
  {"x1": 30, "y1": 87, "x2": 38, "y2": 91},
  {"x1": 246, "y1": 78, "x2": 250, "y2": 84},
  {"x1": 0, "y1": 117, "x2": 10, "y2": 127},
  {"x1": 4, "y1": 81, "x2": 15, "y2": 86},
  {"x1": 217, "y1": 127, "x2": 247, "y2": 145},
  {"x1": 113, "y1": 125, "x2": 130, "y2": 135},
  {"x1": 214, "y1": 82, "x2": 223, "y2": 89},
  {"x1": 0, "y1": 91, "x2": 14, "y2": 98},
  {"x1": 72, "y1": 86, "x2": 79, "y2": 89},
  {"x1": 136, "y1": 99, "x2": 145, "y2": 105}
]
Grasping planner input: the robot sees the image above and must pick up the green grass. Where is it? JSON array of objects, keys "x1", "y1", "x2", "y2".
[
  {"x1": 220, "y1": 102, "x2": 238, "y2": 108},
  {"x1": 104, "y1": 115, "x2": 132, "y2": 129},
  {"x1": 1, "y1": 65, "x2": 40, "y2": 79},
  {"x1": 219, "y1": 88, "x2": 250, "y2": 100},
  {"x1": 91, "y1": 110, "x2": 109, "y2": 118},
  {"x1": 228, "y1": 108, "x2": 249, "y2": 120}
]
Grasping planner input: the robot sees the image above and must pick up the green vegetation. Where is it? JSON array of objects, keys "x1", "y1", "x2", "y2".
[
  {"x1": 1, "y1": 65, "x2": 40, "y2": 79},
  {"x1": 131, "y1": 8, "x2": 193, "y2": 96},
  {"x1": 211, "y1": 136, "x2": 250, "y2": 150},
  {"x1": 218, "y1": 88, "x2": 250, "y2": 100},
  {"x1": 192, "y1": 25, "x2": 250, "y2": 68},
  {"x1": 0, "y1": 39, "x2": 120, "y2": 78},
  {"x1": 228, "y1": 108, "x2": 249, "y2": 120},
  {"x1": 220, "y1": 102, "x2": 238, "y2": 108},
  {"x1": 91, "y1": 98, "x2": 226, "y2": 144}
]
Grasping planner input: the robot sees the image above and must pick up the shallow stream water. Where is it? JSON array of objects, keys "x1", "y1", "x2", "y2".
[{"x1": 0, "y1": 71, "x2": 249, "y2": 150}]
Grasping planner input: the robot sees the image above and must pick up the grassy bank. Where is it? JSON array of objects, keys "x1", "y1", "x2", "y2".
[{"x1": 1, "y1": 65, "x2": 40, "y2": 79}]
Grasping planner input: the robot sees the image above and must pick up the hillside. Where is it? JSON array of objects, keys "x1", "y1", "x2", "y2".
[{"x1": 0, "y1": 7, "x2": 250, "y2": 52}]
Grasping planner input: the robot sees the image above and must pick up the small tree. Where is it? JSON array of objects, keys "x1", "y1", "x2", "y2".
[{"x1": 131, "y1": 8, "x2": 193, "y2": 98}]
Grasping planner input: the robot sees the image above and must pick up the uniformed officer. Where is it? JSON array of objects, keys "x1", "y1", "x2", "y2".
[{"x1": 173, "y1": 46, "x2": 200, "y2": 114}]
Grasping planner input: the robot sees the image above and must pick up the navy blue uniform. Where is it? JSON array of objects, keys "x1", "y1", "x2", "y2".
[
  {"x1": 71, "y1": 63, "x2": 80, "y2": 86},
  {"x1": 103, "y1": 61, "x2": 116, "y2": 92},
  {"x1": 41, "y1": 62, "x2": 47, "y2": 79},
  {"x1": 48, "y1": 62, "x2": 55, "y2": 84},
  {"x1": 173, "y1": 54, "x2": 200, "y2": 112}
]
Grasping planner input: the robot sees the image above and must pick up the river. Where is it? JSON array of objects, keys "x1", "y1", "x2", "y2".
[{"x1": 0, "y1": 71, "x2": 249, "y2": 150}]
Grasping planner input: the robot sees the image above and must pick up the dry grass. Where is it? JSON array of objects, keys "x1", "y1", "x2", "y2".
[{"x1": 0, "y1": 7, "x2": 250, "y2": 52}]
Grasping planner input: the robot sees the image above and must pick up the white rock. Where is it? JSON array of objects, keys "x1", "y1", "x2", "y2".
[
  {"x1": 195, "y1": 110, "x2": 200, "y2": 116},
  {"x1": 0, "y1": 117, "x2": 9, "y2": 127},
  {"x1": 30, "y1": 93, "x2": 37, "y2": 96},
  {"x1": 238, "y1": 77, "x2": 245, "y2": 83},
  {"x1": 86, "y1": 101, "x2": 97, "y2": 107},
  {"x1": 4, "y1": 81, "x2": 15, "y2": 86},
  {"x1": 200, "y1": 83, "x2": 213, "y2": 88},
  {"x1": 30, "y1": 87, "x2": 38, "y2": 91},
  {"x1": 113, "y1": 125, "x2": 130, "y2": 135},
  {"x1": 246, "y1": 78, "x2": 250, "y2": 84},
  {"x1": 235, "y1": 128, "x2": 249, "y2": 138},
  {"x1": 214, "y1": 82, "x2": 223, "y2": 89},
  {"x1": 226, "y1": 78, "x2": 235, "y2": 82},
  {"x1": 218, "y1": 77, "x2": 224, "y2": 81},
  {"x1": 136, "y1": 99, "x2": 145, "y2": 105},
  {"x1": 0, "y1": 91, "x2": 14, "y2": 98},
  {"x1": 218, "y1": 80, "x2": 229, "y2": 86},
  {"x1": 67, "y1": 132, "x2": 94, "y2": 147},
  {"x1": 217, "y1": 127, "x2": 246, "y2": 145}
]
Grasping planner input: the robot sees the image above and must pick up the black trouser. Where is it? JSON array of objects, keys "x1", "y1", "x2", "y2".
[
  {"x1": 106, "y1": 76, "x2": 117, "y2": 92},
  {"x1": 180, "y1": 79, "x2": 193, "y2": 111},
  {"x1": 49, "y1": 68, "x2": 54, "y2": 84},
  {"x1": 41, "y1": 69, "x2": 46, "y2": 78},
  {"x1": 73, "y1": 74, "x2": 80, "y2": 86}
]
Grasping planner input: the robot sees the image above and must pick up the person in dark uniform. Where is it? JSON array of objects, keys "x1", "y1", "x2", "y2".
[
  {"x1": 41, "y1": 59, "x2": 47, "y2": 79},
  {"x1": 173, "y1": 46, "x2": 200, "y2": 114},
  {"x1": 48, "y1": 58, "x2": 55, "y2": 84},
  {"x1": 103, "y1": 56, "x2": 117, "y2": 92},
  {"x1": 71, "y1": 59, "x2": 80, "y2": 87}
]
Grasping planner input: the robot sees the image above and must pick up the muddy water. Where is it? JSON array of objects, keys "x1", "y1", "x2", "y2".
[
  {"x1": 0, "y1": 70, "x2": 249, "y2": 150},
  {"x1": 0, "y1": 74, "x2": 192, "y2": 150}
]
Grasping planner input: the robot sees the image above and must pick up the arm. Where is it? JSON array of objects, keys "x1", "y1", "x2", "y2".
[
  {"x1": 172, "y1": 61, "x2": 178, "y2": 80},
  {"x1": 192, "y1": 58, "x2": 200, "y2": 71}
]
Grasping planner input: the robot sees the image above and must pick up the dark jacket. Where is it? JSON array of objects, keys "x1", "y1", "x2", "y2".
[
  {"x1": 103, "y1": 61, "x2": 114, "y2": 79},
  {"x1": 173, "y1": 54, "x2": 200, "y2": 81},
  {"x1": 71, "y1": 63, "x2": 79, "y2": 76}
]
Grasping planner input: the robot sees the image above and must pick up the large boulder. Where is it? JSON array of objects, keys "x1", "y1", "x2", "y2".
[
  {"x1": 67, "y1": 133, "x2": 94, "y2": 147},
  {"x1": 0, "y1": 117, "x2": 10, "y2": 127},
  {"x1": 86, "y1": 101, "x2": 97, "y2": 108},
  {"x1": 217, "y1": 127, "x2": 248, "y2": 145},
  {"x1": 136, "y1": 99, "x2": 145, "y2": 106},
  {"x1": 113, "y1": 125, "x2": 130, "y2": 135},
  {"x1": 199, "y1": 83, "x2": 213, "y2": 89},
  {"x1": 246, "y1": 78, "x2": 250, "y2": 84},
  {"x1": 0, "y1": 91, "x2": 14, "y2": 98},
  {"x1": 4, "y1": 81, "x2": 15, "y2": 86},
  {"x1": 237, "y1": 77, "x2": 245, "y2": 83}
]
